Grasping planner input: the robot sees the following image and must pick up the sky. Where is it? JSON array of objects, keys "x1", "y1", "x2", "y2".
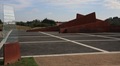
[{"x1": 0, "y1": 0, "x2": 120, "y2": 22}]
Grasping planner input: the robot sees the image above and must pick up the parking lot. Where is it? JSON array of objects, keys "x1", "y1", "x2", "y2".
[
  {"x1": 18, "y1": 31, "x2": 120, "y2": 56},
  {"x1": 0, "y1": 31, "x2": 120, "y2": 57}
]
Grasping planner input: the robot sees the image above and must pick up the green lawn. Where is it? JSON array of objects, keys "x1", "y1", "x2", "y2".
[{"x1": 0, "y1": 57, "x2": 38, "y2": 66}]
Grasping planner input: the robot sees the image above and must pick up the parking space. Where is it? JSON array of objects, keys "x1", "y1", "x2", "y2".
[
  {"x1": 18, "y1": 31, "x2": 101, "y2": 56},
  {"x1": 18, "y1": 31, "x2": 47, "y2": 36},
  {"x1": 19, "y1": 37, "x2": 63, "y2": 42},
  {"x1": 19, "y1": 31, "x2": 120, "y2": 56},
  {"x1": 61, "y1": 36, "x2": 111, "y2": 40},
  {"x1": 78, "y1": 41, "x2": 120, "y2": 51},
  {"x1": 20, "y1": 42, "x2": 99, "y2": 56},
  {"x1": 107, "y1": 36, "x2": 120, "y2": 38},
  {"x1": 42, "y1": 32, "x2": 120, "y2": 52}
]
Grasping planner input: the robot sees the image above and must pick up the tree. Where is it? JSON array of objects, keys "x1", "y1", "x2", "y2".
[
  {"x1": 0, "y1": 19, "x2": 3, "y2": 24},
  {"x1": 16, "y1": 18, "x2": 57, "y2": 27},
  {"x1": 105, "y1": 16, "x2": 120, "y2": 26},
  {"x1": 41, "y1": 18, "x2": 56, "y2": 26},
  {"x1": 16, "y1": 21, "x2": 26, "y2": 26}
]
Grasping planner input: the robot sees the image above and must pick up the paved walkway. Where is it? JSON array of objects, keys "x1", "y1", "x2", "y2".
[{"x1": 34, "y1": 53, "x2": 120, "y2": 66}]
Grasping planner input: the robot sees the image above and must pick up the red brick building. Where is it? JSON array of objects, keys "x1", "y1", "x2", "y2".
[
  {"x1": 59, "y1": 12, "x2": 111, "y2": 33},
  {"x1": 27, "y1": 12, "x2": 120, "y2": 33},
  {"x1": 56, "y1": 22, "x2": 64, "y2": 26}
]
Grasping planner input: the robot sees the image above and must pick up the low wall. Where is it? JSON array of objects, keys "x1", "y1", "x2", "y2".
[
  {"x1": 60, "y1": 21, "x2": 110, "y2": 33},
  {"x1": 27, "y1": 26, "x2": 59, "y2": 32},
  {"x1": 110, "y1": 26, "x2": 120, "y2": 32}
]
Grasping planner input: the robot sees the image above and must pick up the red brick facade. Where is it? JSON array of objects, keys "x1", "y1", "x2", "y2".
[
  {"x1": 59, "y1": 12, "x2": 111, "y2": 33},
  {"x1": 76, "y1": 13, "x2": 84, "y2": 19},
  {"x1": 59, "y1": 12, "x2": 96, "y2": 28}
]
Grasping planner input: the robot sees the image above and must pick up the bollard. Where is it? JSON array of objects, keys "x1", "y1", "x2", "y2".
[{"x1": 3, "y1": 42, "x2": 21, "y2": 65}]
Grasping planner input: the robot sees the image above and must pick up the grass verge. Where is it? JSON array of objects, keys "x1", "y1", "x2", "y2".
[
  {"x1": 17, "y1": 25, "x2": 31, "y2": 30},
  {"x1": 0, "y1": 57, "x2": 38, "y2": 66}
]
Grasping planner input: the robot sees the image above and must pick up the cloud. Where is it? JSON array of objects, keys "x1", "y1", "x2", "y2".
[
  {"x1": 2, "y1": 0, "x2": 120, "y2": 11},
  {"x1": 0, "y1": 0, "x2": 33, "y2": 10},
  {"x1": 26, "y1": 8, "x2": 40, "y2": 14},
  {"x1": 0, "y1": 0, "x2": 11, "y2": 2},
  {"x1": 0, "y1": 0, "x2": 99, "y2": 10},
  {"x1": 12, "y1": 0, "x2": 33, "y2": 10},
  {"x1": 40, "y1": 0, "x2": 97, "y2": 7},
  {"x1": 47, "y1": 12, "x2": 53, "y2": 15},
  {"x1": 104, "y1": 0, "x2": 120, "y2": 9}
]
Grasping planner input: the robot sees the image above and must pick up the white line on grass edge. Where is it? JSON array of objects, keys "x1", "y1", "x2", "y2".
[
  {"x1": 0, "y1": 30, "x2": 13, "y2": 49},
  {"x1": 39, "y1": 32, "x2": 109, "y2": 53}
]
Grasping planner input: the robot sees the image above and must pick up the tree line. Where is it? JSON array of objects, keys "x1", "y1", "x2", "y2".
[
  {"x1": 0, "y1": 16, "x2": 120, "y2": 28},
  {"x1": 16, "y1": 18, "x2": 56, "y2": 28},
  {"x1": 0, "y1": 18, "x2": 56, "y2": 28},
  {"x1": 105, "y1": 16, "x2": 120, "y2": 26}
]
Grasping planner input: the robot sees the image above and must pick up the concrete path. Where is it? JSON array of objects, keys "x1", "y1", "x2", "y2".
[{"x1": 34, "y1": 53, "x2": 120, "y2": 66}]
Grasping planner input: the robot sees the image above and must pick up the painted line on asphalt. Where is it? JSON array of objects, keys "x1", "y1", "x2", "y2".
[
  {"x1": 19, "y1": 36, "x2": 51, "y2": 38},
  {"x1": 55, "y1": 36, "x2": 88, "y2": 37},
  {"x1": 1, "y1": 51, "x2": 120, "y2": 59},
  {"x1": 22, "y1": 51, "x2": 120, "y2": 58},
  {"x1": 0, "y1": 30, "x2": 13, "y2": 49},
  {"x1": 20, "y1": 41, "x2": 68, "y2": 43},
  {"x1": 84, "y1": 33, "x2": 120, "y2": 35},
  {"x1": 79, "y1": 33, "x2": 120, "y2": 41},
  {"x1": 21, "y1": 52, "x2": 105, "y2": 58},
  {"x1": 97, "y1": 35, "x2": 120, "y2": 36},
  {"x1": 39, "y1": 32, "x2": 109, "y2": 53},
  {"x1": 23, "y1": 51, "x2": 120, "y2": 58},
  {"x1": 0, "y1": 57, "x2": 3, "y2": 59},
  {"x1": 75, "y1": 40, "x2": 119, "y2": 41},
  {"x1": 20, "y1": 39, "x2": 119, "y2": 44}
]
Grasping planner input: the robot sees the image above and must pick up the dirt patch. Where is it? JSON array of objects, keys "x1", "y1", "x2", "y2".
[{"x1": 34, "y1": 53, "x2": 120, "y2": 66}]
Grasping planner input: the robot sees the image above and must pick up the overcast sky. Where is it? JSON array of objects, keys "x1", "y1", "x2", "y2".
[{"x1": 0, "y1": 0, "x2": 120, "y2": 22}]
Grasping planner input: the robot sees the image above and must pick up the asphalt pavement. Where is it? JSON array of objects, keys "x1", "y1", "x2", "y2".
[{"x1": 0, "y1": 31, "x2": 120, "y2": 57}]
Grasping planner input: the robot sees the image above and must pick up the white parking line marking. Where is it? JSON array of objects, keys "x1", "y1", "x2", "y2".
[
  {"x1": 20, "y1": 39, "x2": 118, "y2": 44},
  {"x1": 79, "y1": 33, "x2": 120, "y2": 41},
  {"x1": 21, "y1": 52, "x2": 105, "y2": 58},
  {"x1": 75, "y1": 40, "x2": 118, "y2": 41},
  {"x1": 19, "y1": 36, "x2": 49, "y2": 37},
  {"x1": 40, "y1": 32, "x2": 109, "y2": 53},
  {"x1": 98, "y1": 35, "x2": 120, "y2": 36},
  {"x1": 19, "y1": 36, "x2": 50, "y2": 38},
  {"x1": 1, "y1": 51, "x2": 120, "y2": 59},
  {"x1": 19, "y1": 51, "x2": 120, "y2": 58},
  {"x1": 20, "y1": 41, "x2": 68, "y2": 43},
  {"x1": 0, "y1": 57, "x2": 3, "y2": 59},
  {"x1": 0, "y1": 30, "x2": 13, "y2": 49},
  {"x1": 85, "y1": 33, "x2": 120, "y2": 34}
]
